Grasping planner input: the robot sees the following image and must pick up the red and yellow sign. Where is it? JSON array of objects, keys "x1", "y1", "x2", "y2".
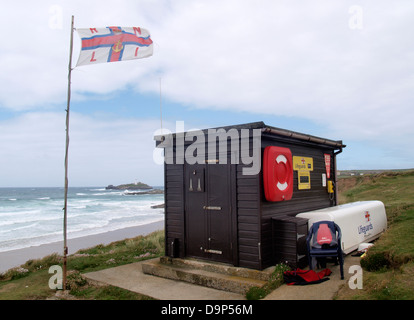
[{"x1": 293, "y1": 156, "x2": 313, "y2": 171}]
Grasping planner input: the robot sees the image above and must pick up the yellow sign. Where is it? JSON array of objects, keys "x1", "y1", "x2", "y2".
[
  {"x1": 293, "y1": 156, "x2": 313, "y2": 190},
  {"x1": 293, "y1": 156, "x2": 313, "y2": 171},
  {"x1": 297, "y1": 171, "x2": 311, "y2": 190}
]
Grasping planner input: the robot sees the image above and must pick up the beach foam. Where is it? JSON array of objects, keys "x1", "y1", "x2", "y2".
[{"x1": 0, "y1": 187, "x2": 164, "y2": 253}]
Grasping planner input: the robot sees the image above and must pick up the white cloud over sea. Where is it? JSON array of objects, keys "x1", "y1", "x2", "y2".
[
  {"x1": 0, "y1": 112, "x2": 165, "y2": 187},
  {"x1": 0, "y1": 0, "x2": 413, "y2": 186}
]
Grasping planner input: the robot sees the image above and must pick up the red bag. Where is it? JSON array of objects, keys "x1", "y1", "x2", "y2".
[{"x1": 283, "y1": 268, "x2": 332, "y2": 285}]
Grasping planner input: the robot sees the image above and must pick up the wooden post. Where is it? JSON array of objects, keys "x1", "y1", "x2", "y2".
[{"x1": 63, "y1": 15, "x2": 74, "y2": 291}]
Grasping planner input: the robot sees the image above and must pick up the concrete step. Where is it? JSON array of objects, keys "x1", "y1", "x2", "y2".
[
  {"x1": 159, "y1": 257, "x2": 275, "y2": 282},
  {"x1": 141, "y1": 257, "x2": 270, "y2": 295}
]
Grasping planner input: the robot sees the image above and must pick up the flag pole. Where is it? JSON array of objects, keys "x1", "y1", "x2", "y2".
[{"x1": 63, "y1": 15, "x2": 74, "y2": 291}]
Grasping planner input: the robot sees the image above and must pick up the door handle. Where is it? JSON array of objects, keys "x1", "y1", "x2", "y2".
[{"x1": 203, "y1": 206, "x2": 222, "y2": 211}]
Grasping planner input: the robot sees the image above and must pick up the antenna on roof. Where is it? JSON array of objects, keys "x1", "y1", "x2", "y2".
[{"x1": 159, "y1": 77, "x2": 163, "y2": 134}]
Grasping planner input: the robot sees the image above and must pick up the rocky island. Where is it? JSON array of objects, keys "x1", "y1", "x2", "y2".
[
  {"x1": 106, "y1": 182, "x2": 152, "y2": 190},
  {"x1": 105, "y1": 182, "x2": 164, "y2": 196}
]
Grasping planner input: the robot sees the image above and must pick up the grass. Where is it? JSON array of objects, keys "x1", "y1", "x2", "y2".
[
  {"x1": 0, "y1": 270, "x2": 54, "y2": 300},
  {"x1": 245, "y1": 263, "x2": 290, "y2": 300},
  {"x1": 335, "y1": 170, "x2": 414, "y2": 299},
  {"x1": 68, "y1": 230, "x2": 164, "y2": 273},
  {"x1": 338, "y1": 170, "x2": 414, "y2": 222},
  {"x1": 0, "y1": 230, "x2": 164, "y2": 300}
]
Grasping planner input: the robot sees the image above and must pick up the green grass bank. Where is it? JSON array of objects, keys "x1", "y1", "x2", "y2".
[{"x1": 335, "y1": 170, "x2": 414, "y2": 299}]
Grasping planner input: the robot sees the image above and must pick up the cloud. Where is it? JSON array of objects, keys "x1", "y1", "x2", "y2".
[
  {"x1": 151, "y1": 1, "x2": 414, "y2": 142},
  {"x1": 0, "y1": 0, "x2": 413, "y2": 174},
  {"x1": 0, "y1": 112, "x2": 165, "y2": 187}
]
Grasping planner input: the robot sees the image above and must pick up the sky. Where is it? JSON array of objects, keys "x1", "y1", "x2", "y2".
[{"x1": 0, "y1": 0, "x2": 413, "y2": 187}]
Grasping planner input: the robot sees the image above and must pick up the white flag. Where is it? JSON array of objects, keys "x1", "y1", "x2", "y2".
[{"x1": 76, "y1": 26, "x2": 153, "y2": 66}]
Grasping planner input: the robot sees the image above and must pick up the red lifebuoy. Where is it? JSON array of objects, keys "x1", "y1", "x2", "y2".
[{"x1": 263, "y1": 146, "x2": 293, "y2": 201}]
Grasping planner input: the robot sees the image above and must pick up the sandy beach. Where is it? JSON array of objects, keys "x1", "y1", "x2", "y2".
[{"x1": 0, "y1": 220, "x2": 164, "y2": 273}]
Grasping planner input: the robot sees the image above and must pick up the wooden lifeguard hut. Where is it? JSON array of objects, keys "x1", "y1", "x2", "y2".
[{"x1": 155, "y1": 121, "x2": 345, "y2": 270}]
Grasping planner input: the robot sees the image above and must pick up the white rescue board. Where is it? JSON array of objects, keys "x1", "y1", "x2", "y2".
[{"x1": 296, "y1": 201, "x2": 387, "y2": 254}]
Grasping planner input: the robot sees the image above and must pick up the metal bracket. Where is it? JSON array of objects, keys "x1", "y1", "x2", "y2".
[
  {"x1": 204, "y1": 249, "x2": 222, "y2": 255},
  {"x1": 297, "y1": 233, "x2": 306, "y2": 240},
  {"x1": 203, "y1": 206, "x2": 222, "y2": 211},
  {"x1": 297, "y1": 254, "x2": 306, "y2": 260}
]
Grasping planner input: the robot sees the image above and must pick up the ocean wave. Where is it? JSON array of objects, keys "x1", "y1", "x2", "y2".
[
  {"x1": 0, "y1": 187, "x2": 165, "y2": 253},
  {"x1": 0, "y1": 208, "x2": 43, "y2": 218},
  {"x1": 0, "y1": 232, "x2": 63, "y2": 253},
  {"x1": 0, "y1": 223, "x2": 39, "y2": 234},
  {"x1": 72, "y1": 199, "x2": 96, "y2": 205},
  {"x1": 71, "y1": 205, "x2": 87, "y2": 209},
  {"x1": 0, "y1": 213, "x2": 61, "y2": 227},
  {"x1": 65, "y1": 216, "x2": 165, "y2": 241},
  {"x1": 0, "y1": 217, "x2": 164, "y2": 253},
  {"x1": 93, "y1": 191, "x2": 124, "y2": 196}
]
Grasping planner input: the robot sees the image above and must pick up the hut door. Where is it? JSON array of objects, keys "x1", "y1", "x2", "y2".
[{"x1": 185, "y1": 163, "x2": 233, "y2": 264}]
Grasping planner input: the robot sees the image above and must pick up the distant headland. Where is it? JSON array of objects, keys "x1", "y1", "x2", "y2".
[{"x1": 105, "y1": 182, "x2": 152, "y2": 190}]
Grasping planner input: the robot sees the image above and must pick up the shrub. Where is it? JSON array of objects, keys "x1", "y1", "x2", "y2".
[
  {"x1": 246, "y1": 286, "x2": 267, "y2": 300},
  {"x1": 66, "y1": 271, "x2": 88, "y2": 291},
  {"x1": 360, "y1": 252, "x2": 390, "y2": 271},
  {"x1": 22, "y1": 253, "x2": 62, "y2": 272},
  {"x1": 0, "y1": 267, "x2": 30, "y2": 281}
]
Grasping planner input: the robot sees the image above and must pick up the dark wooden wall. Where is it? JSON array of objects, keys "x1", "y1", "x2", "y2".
[
  {"x1": 161, "y1": 126, "x2": 341, "y2": 270},
  {"x1": 236, "y1": 164, "x2": 261, "y2": 269},
  {"x1": 164, "y1": 163, "x2": 185, "y2": 258}
]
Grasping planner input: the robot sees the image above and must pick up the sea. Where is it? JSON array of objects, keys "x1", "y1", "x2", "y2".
[{"x1": 0, "y1": 187, "x2": 164, "y2": 253}]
